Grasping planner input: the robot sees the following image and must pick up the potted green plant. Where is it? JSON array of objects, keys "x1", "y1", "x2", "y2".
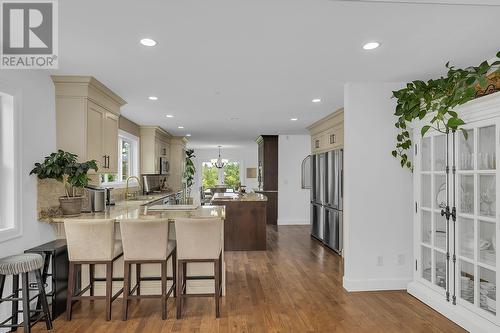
[
  {"x1": 30, "y1": 150, "x2": 98, "y2": 216},
  {"x1": 392, "y1": 51, "x2": 500, "y2": 170},
  {"x1": 183, "y1": 149, "x2": 196, "y2": 204}
]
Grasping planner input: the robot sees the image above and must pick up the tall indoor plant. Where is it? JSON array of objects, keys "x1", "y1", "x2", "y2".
[
  {"x1": 392, "y1": 51, "x2": 500, "y2": 170},
  {"x1": 183, "y1": 149, "x2": 196, "y2": 202},
  {"x1": 30, "y1": 150, "x2": 98, "y2": 215}
]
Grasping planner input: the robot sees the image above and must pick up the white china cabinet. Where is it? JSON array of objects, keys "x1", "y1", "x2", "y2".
[{"x1": 408, "y1": 92, "x2": 500, "y2": 332}]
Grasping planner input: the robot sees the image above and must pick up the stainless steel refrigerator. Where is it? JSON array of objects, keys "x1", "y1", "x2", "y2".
[{"x1": 310, "y1": 149, "x2": 343, "y2": 254}]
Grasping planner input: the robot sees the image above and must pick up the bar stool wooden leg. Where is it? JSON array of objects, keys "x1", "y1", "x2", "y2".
[
  {"x1": 0, "y1": 274, "x2": 5, "y2": 299},
  {"x1": 35, "y1": 269, "x2": 53, "y2": 330},
  {"x1": 136, "y1": 264, "x2": 141, "y2": 296},
  {"x1": 172, "y1": 251, "x2": 177, "y2": 298},
  {"x1": 122, "y1": 262, "x2": 130, "y2": 321},
  {"x1": 11, "y1": 274, "x2": 19, "y2": 331},
  {"x1": 176, "y1": 260, "x2": 183, "y2": 319},
  {"x1": 105, "y1": 262, "x2": 113, "y2": 321},
  {"x1": 161, "y1": 262, "x2": 167, "y2": 320},
  {"x1": 66, "y1": 263, "x2": 75, "y2": 321},
  {"x1": 89, "y1": 264, "x2": 95, "y2": 297},
  {"x1": 214, "y1": 259, "x2": 220, "y2": 318},
  {"x1": 21, "y1": 273, "x2": 31, "y2": 333}
]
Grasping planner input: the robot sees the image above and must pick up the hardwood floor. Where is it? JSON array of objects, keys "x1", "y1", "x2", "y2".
[{"x1": 32, "y1": 226, "x2": 465, "y2": 332}]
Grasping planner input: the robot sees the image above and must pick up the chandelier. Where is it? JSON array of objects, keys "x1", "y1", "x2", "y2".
[{"x1": 211, "y1": 146, "x2": 228, "y2": 169}]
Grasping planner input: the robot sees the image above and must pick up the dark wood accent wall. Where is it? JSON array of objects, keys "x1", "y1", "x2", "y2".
[
  {"x1": 211, "y1": 200, "x2": 267, "y2": 251},
  {"x1": 256, "y1": 135, "x2": 278, "y2": 225}
]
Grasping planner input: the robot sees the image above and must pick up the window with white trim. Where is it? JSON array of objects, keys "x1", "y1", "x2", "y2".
[
  {"x1": 101, "y1": 130, "x2": 139, "y2": 186},
  {"x1": 0, "y1": 91, "x2": 21, "y2": 241}
]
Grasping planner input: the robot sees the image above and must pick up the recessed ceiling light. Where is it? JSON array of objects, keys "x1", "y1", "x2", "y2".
[
  {"x1": 363, "y1": 41, "x2": 380, "y2": 50},
  {"x1": 140, "y1": 38, "x2": 157, "y2": 47},
  {"x1": 312, "y1": 98, "x2": 322, "y2": 103},
  {"x1": 166, "y1": 114, "x2": 174, "y2": 118},
  {"x1": 178, "y1": 126, "x2": 184, "y2": 129},
  {"x1": 186, "y1": 134, "x2": 192, "y2": 137},
  {"x1": 148, "y1": 96, "x2": 158, "y2": 100},
  {"x1": 290, "y1": 118, "x2": 298, "y2": 121}
]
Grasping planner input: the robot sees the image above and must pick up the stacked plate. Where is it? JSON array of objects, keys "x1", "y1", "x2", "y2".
[
  {"x1": 480, "y1": 282, "x2": 496, "y2": 314},
  {"x1": 461, "y1": 276, "x2": 474, "y2": 303}
]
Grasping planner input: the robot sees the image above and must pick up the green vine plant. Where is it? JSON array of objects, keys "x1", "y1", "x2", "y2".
[{"x1": 392, "y1": 51, "x2": 500, "y2": 171}]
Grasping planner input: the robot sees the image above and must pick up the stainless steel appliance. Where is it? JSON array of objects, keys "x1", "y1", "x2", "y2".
[
  {"x1": 311, "y1": 149, "x2": 343, "y2": 254},
  {"x1": 159, "y1": 157, "x2": 170, "y2": 175},
  {"x1": 82, "y1": 187, "x2": 106, "y2": 212},
  {"x1": 105, "y1": 188, "x2": 115, "y2": 206}
]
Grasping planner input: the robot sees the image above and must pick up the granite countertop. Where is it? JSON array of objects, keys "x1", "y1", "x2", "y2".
[
  {"x1": 211, "y1": 192, "x2": 267, "y2": 202},
  {"x1": 44, "y1": 193, "x2": 225, "y2": 223}
]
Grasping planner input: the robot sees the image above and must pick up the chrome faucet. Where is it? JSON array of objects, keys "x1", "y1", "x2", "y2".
[{"x1": 125, "y1": 176, "x2": 142, "y2": 200}]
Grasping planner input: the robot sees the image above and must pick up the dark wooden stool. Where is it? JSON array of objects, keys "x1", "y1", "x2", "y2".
[
  {"x1": 25, "y1": 239, "x2": 69, "y2": 320},
  {"x1": 0, "y1": 253, "x2": 53, "y2": 333}
]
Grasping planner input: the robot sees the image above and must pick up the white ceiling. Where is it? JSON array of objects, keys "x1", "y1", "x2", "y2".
[{"x1": 53, "y1": 0, "x2": 499, "y2": 148}]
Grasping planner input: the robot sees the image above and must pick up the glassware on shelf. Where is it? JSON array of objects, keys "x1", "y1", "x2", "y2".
[
  {"x1": 479, "y1": 175, "x2": 496, "y2": 217},
  {"x1": 435, "y1": 175, "x2": 446, "y2": 209},
  {"x1": 459, "y1": 217, "x2": 474, "y2": 260},
  {"x1": 459, "y1": 129, "x2": 474, "y2": 170},
  {"x1": 459, "y1": 175, "x2": 474, "y2": 214},
  {"x1": 479, "y1": 267, "x2": 496, "y2": 315},
  {"x1": 434, "y1": 213, "x2": 446, "y2": 250},
  {"x1": 460, "y1": 260, "x2": 475, "y2": 304},
  {"x1": 421, "y1": 210, "x2": 431, "y2": 245},
  {"x1": 435, "y1": 251, "x2": 447, "y2": 289},
  {"x1": 421, "y1": 137, "x2": 431, "y2": 172},
  {"x1": 478, "y1": 125, "x2": 496, "y2": 170},
  {"x1": 422, "y1": 246, "x2": 432, "y2": 283},
  {"x1": 434, "y1": 135, "x2": 446, "y2": 172},
  {"x1": 421, "y1": 174, "x2": 432, "y2": 209},
  {"x1": 479, "y1": 221, "x2": 496, "y2": 267}
]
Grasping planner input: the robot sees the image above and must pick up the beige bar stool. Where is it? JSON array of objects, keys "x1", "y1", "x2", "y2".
[
  {"x1": 64, "y1": 219, "x2": 123, "y2": 321},
  {"x1": 174, "y1": 217, "x2": 223, "y2": 318},
  {"x1": 120, "y1": 219, "x2": 176, "y2": 320}
]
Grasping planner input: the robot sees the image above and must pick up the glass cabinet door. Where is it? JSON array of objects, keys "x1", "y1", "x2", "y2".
[
  {"x1": 455, "y1": 122, "x2": 498, "y2": 324},
  {"x1": 418, "y1": 120, "x2": 499, "y2": 325},
  {"x1": 418, "y1": 134, "x2": 448, "y2": 293}
]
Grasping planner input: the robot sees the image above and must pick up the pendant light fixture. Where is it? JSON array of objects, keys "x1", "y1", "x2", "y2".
[{"x1": 211, "y1": 146, "x2": 228, "y2": 169}]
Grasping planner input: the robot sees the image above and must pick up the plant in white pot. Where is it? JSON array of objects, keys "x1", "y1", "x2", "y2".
[{"x1": 30, "y1": 150, "x2": 98, "y2": 216}]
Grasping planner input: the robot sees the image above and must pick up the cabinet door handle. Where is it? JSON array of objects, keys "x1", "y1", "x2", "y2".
[
  {"x1": 330, "y1": 134, "x2": 336, "y2": 144},
  {"x1": 103, "y1": 155, "x2": 107, "y2": 169},
  {"x1": 315, "y1": 140, "x2": 320, "y2": 148},
  {"x1": 106, "y1": 155, "x2": 110, "y2": 169}
]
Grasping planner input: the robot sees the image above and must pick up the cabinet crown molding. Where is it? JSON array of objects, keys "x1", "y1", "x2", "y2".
[
  {"x1": 307, "y1": 107, "x2": 344, "y2": 135},
  {"x1": 51, "y1": 75, "x2": 127, "y2": 108}
]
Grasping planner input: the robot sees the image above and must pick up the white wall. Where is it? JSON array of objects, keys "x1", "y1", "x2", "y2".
[
  {"x1": 278, "y1": 135, "x2": 311, "y2": 225},
  {"x1": 190, "y1": 143, "x2": 259, "y2": 198},
  {"x1": 0, "y1": 71, "x2": 56, "y2": 327},
  {"x1": 343, "y1": 82, "x2": 413, "y2": 291}
]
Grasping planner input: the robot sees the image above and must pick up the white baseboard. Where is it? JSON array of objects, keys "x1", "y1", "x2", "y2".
[
  {"x1": 407, "y1": 281, "x2": 499, "y2": 333},
  {"x1": 342, "y1": 276, "x2": 411, "y2": 292},
  {"x1": 277, "y1": 219, "x2": 310, "y2": 225}
]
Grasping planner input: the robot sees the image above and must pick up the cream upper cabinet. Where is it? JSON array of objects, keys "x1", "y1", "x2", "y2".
[
  {"x1": 140, "y1": 126, "x2": 172, "y2": 175},
  {"x1": 52, "y1": 76, "x2": 126, "y2": 174},
  {"x1": 86, "y1": 101, "x2": 104, "y2": 166},
  {"x1": 103, "y1": 112, "x2": 119, "y2": 173},
  {"x1": 307, "y1": 108, "x2": 344, "y2": 154}
]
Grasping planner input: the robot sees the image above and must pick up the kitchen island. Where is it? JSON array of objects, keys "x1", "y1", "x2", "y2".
[
  {"x1": 211, "y1": 192, "x2": 267, "y2": 251},
  {"x1": 42, "y1": 196, "x2": 226, "y2": 296}
]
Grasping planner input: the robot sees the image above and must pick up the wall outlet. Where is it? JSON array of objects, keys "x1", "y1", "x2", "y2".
[
  {"x1": 397, "y1": 254, "x2": 405, "y2": 266},
  {"x1": 377, "y1": 256, "x2": 383, "y2": 266}
]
